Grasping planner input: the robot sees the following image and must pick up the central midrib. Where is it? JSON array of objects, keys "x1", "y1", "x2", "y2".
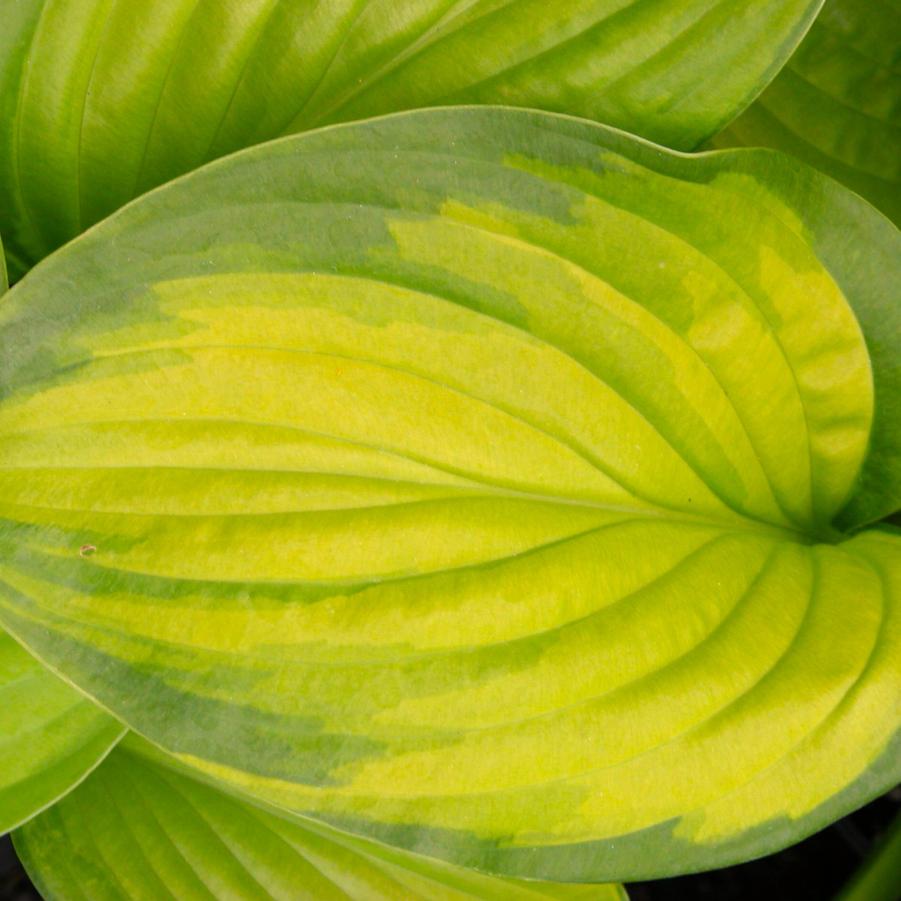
[{"x1": 0, "y1": 452, "x2": 815, "y2": 548}]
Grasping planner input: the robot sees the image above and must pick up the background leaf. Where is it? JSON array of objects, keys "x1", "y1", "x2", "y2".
[
  {"x1": 14, "y1": 737, "x2": 624, "y2": 900},
  {"x1": 0, "y1": 0, "x2": 824, "y2": 273},
  {"x1": 0, "y1": 234, "x2": 7, "y2": 295},
  {"x1": 0, "y1": 107, "x2": 898, "y2": 881},
  {"x1": 0, "y1": 627, "x2": 123, "y2": 835},
  {"x1": 712, "y1": 0, "x2": 901, "y2": 225}
]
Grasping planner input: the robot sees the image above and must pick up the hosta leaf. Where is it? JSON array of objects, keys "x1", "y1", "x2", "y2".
[
  {"x1": 0, "y1": 626, "x2": 124, "y2": 835},
  {"x1": 0, "y1": 107, "x2": 898, "y2": 881},
  {"x1": 713, "y1": 0, "x2": 901, "y2": 226},
  {"x1": 711, "y1": 0, "x2": 901, "y2": 530},
  {"x1": 0, "y1": 0, "x2": 824, "y2": 273},
  {"x1": 14, "y1": 738, "x2": 624, "y2": 900}
]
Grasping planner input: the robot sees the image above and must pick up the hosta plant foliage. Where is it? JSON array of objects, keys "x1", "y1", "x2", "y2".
[
  {"x1": 0, "y1": 108, "x2": 899, "y2": 893},
  {"x1": 0, "y1": 0, "x2": 826, "y2": 276},
  {"x1": 0, "y1": 629, "x2": 122, "y2": 837},
  {"x1": 713, "y1": 0, "x2": 901, "y2": 226},
  {"x1": 15, "y1": 736, "x2": 623, "y2": 901}
]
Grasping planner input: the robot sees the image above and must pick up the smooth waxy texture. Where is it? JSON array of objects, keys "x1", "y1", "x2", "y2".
[
  {"x1": 0, "y1": 108, "x2": 898, "y2": 881},
  {"x1": 714, "y1": 0, "x2": 901, "y2": 226},
  {"x1": 0, "y1": 628, "x2": 123, "y2": 835},
  {"x1": 0, "y1": 0, "x2": 824, "y2": 275},
  {"x1": 15, "y1": 739, "x2": 622, "y2": 900}
]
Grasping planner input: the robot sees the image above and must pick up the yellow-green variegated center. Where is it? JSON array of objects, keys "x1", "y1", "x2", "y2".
[{"x1": 0, "y1": 107, "x2": 897, "y2": 882}]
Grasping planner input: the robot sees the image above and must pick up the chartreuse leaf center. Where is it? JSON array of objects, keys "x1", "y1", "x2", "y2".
[{"x1": 0, "y1": 107, "x2": 896, "y2": 883}]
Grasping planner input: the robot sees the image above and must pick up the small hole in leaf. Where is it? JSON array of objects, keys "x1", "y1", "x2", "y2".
[{"x1": 79, "y1": 544, "x2": 97, "y2": 558}]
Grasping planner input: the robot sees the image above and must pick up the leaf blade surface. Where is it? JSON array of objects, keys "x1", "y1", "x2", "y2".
[
  {"x1": 0, "y1": 0, "x2": 824, "y2": 269},
  {"x1": 14, "y1": 740, "x2": 625, "y2": 901},
  {"x1": 0, "y1": 107, "x2": 897, "y2": 880},
  {"x1": 0, "y1": 627, "x2": 123, "y2": 835}
]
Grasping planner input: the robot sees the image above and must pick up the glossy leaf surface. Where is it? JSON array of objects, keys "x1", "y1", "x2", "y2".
[
  {"x1": 15, "y1": 738, "x2": 622, "y2": 900},
  {"x1": 0, "y1": 0, "x2": 824, "y2": 274},
  {"x1": 713, "y1": 0, "x2": 901, "y2": 225},
  {"x1": 0, "y1": 627, "x2": 123, "y2": 835},
  {"x1": 0, "y1": 108, "x2": 898, "y2": 881}
]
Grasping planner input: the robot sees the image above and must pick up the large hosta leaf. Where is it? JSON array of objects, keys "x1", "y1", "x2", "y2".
[
  {"x1": 0, "y1": 0, "x2": 824, "y2": 275},
  {"x1": 0, "y1": 108, "x2": 898, "y2": 881},
  {"x1": 0, "y1": 627, "x2": 123, "y2": 834},
  {"x1": 712, "y1": 0, "x2": 901, "y2": 226},
  {"x1": 15, "y1": 737, "x2": 622, "y2": 900}
]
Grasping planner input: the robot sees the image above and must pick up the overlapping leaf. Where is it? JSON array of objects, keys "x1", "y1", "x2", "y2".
[
  {"x1": 0, "y1": 627, "x2": 123, "y2": 835},
  {"x1": 0, "y1": 0, "x2": 824, "y2": 276},
  {"x1": 713, "y1": 0, "x2": 901, "y2": 226},
  {"x1": 0, "y1": 108, "x2": 898, "y2": 882},
  {"x1": 711, "y1": 0, "x2": 901, "y2": 529},
  {"x1": 0, "y1": 233, "x2": 7, "y2": 294},
  {"x1": 15, "y1": 737, "x2": 623, "y2": 900}
]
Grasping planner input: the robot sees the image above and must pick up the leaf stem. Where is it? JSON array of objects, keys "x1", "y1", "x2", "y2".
[{"x1": 835, "y1": 804, "x2": 901, "y2": 901}]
